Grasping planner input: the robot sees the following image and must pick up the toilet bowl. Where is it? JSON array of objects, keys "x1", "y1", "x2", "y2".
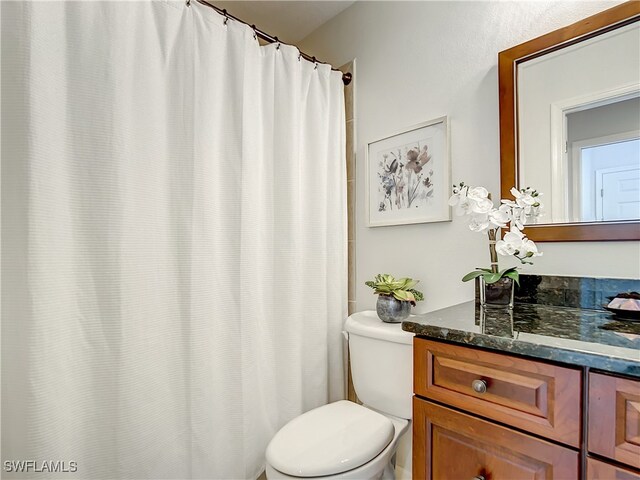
[
  {"x1": 265, "y1": 311, "x2": 414, "y2": 479},
  {"x1": 265, "y1": 401, "x2": 409, "y2": 480}
]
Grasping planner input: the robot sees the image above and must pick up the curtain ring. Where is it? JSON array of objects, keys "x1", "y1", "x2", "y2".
[
  {"x1": 275, "y1": 36, "x2": 280, "y2": 50},
  {"x1": 298, "y1": 52, "x2": 302, "y2": 62},
  {"x1": 222, "y1": 9, "x2": 228, "y2": 25},
  {"x1": 251, "y1": 25, "x2": 257, "y2": 40},
  {"x1": 185, "y1": 0, "x2": 191, "y2": 7},
  {"x1": 313, "y1": 56, "x2": 318, "y2": 70}
]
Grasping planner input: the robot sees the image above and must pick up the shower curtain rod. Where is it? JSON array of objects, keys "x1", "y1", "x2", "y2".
[{"x1": 192, "y1": 0, "x2": 353, "y2": 86}]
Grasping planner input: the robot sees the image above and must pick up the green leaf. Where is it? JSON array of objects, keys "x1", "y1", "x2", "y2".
[
  {"x1": 392, "y1": 290, "x2": 415, "y2": 303},
  {"x1": 392, "y1": 290, "x2": 407, "y2": 301},
  {"x1": 461, "y1": 271, "x2": 484, "y2": 282},
  {"x1": 409, "y1": 289, "x2": 424, "y2": 301},
  {"x1": 398, "y1": 278, "x2": 418, "y2": 290},
  {"x1": 504, "y1": 270, "x2": 520, "y2": 286},
  {"x1": 482, "y1": 272, "x2": 503, "y2": 284}
]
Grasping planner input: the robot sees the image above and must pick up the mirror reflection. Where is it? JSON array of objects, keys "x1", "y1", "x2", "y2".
[{"x1": 517, "y1": 21, "x2": 640, "y2": 225}]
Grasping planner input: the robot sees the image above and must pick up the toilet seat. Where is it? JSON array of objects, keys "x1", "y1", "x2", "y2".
[{"x1": 266, "y1": 400, "x2": 395, "y2": 477}]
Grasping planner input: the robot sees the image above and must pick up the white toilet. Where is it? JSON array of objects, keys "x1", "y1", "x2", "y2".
[{"x1": 265, "y1": 311, "x2": 414, "y2": 480}]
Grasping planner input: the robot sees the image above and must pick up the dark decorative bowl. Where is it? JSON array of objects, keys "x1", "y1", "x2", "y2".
[{"x1": 603, "y1": 306, "x2": 640, "y2": 321}]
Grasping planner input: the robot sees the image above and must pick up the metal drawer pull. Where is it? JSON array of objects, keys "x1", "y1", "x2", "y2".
[
  {"x1": 474, "y1": 476, "x2": 486, "y2": 480},
  {"x1": 472, "y1": 379, "x2": 487, "y2": 394}
]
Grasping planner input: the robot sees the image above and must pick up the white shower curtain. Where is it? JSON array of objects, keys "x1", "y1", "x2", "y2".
[{"x1": 1, "y1": 1, "x2": 346, "y2": 479}]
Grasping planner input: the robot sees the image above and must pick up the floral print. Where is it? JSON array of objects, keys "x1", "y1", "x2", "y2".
[{"x1": 377, "y1": 142, "x2": 434, "y2": 212}]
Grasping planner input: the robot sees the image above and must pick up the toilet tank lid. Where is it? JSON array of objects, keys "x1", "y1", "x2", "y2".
[{"x1": 344, "y1": 311, "x2": 414, "y2": 345}]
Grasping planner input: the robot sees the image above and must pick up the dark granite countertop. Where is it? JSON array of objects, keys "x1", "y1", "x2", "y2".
[{"x1": 402, "y1": 302, "x2": 640, "y2": 378}]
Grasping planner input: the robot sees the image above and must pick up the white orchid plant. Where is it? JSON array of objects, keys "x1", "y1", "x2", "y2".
[{"x1": 448, "y1": 182, "x2": 543, "y2": 286}]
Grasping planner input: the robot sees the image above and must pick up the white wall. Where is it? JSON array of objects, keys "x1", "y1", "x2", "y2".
[{"x1": 299, "y1": 1, "x2": 640, "y2": 314}]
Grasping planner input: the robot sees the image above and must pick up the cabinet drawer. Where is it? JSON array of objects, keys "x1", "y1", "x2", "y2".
[
  {"x1": 587, "y1": 458, "x2": 640, "y2": 480},
  {"x1": 414, "y1": 338, "x2": 582, "y2": 447},
  {"x1": 413, "y1": 397, "x2": 579, "y2": 480},
  {"x1": 588, "y1": 372, "x2": 640, "y2": 469}
]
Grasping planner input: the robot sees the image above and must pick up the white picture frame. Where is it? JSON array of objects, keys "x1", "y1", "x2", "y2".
[{"x1": 366, "y1": 116, "x2": 451, "y2": 227}]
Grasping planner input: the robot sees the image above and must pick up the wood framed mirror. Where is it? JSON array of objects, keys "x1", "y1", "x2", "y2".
[{"x1": 499, "y1": 2, "x2": 640, "y2": 242}]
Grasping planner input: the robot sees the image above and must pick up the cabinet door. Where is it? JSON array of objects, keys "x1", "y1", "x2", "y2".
[
  {"x1": 589, "y1": 373, "x2": 640, "y2": 469},
  {"x1": 587, "y1": 458, "x2": 640, "y2": 480},
  {"x1": 413, "y1": 397, "x2": 579, "y2": 480}
]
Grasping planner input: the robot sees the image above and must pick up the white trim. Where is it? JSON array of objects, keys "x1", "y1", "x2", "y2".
[
  {"x1": 570, "y1": 137, "x2": 582, "y2": 223},
  {"x1": 549, "y1": 104, "x2": 568, "y2": 222}
]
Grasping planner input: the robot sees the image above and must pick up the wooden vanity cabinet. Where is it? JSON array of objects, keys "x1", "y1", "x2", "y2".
[{"x1": 413, "y1": 337, "x2": 640, "y2": 480}]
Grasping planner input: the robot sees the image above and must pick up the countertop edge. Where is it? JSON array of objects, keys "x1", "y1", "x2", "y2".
[{"x1": 402, "y1": 320, "x2": 640, "y2": 379}]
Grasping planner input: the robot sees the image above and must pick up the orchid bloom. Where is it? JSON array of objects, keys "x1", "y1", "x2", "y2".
[
  {"x1": 488, "y1": 204, "x2": 511, "y2": 229},
  {"x1": 448, "y1": 183, "x2": 543, "y2": 269}
]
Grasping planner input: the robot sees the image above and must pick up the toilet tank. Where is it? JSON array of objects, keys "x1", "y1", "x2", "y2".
[{"x1": 344, "y1": 311, "x2": 414, "y2": 419}]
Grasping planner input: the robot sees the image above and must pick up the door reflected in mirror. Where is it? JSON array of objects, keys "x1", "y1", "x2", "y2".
[{"x1": 568, "y1": 97, "x2": 640, "y2": 223}]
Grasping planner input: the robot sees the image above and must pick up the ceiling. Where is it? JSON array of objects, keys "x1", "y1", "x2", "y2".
[{"x1": 211, "y1": 1, "x2": 356, "y2": 44}]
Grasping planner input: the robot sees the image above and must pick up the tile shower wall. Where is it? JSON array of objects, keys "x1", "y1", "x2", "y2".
[
  {"x1": 341, "y1": 60, "x2": 359, "y2": 404},
  {"x1": 343, "y1": 60, "x2": 356, "y2": 316}
]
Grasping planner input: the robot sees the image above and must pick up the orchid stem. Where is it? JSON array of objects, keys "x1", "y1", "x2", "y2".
[{"x1": 487, "y1": 228, "x2": 499, "y2": 274}]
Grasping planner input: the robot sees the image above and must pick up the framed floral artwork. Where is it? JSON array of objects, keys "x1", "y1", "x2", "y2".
[{"x1": 366, "y1": 116, "x2": 451, "y2": 226}]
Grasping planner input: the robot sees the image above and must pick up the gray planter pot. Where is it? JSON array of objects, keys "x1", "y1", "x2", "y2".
[{"x1": 376, "y1": 294, "x2": 411, "y2": 323}]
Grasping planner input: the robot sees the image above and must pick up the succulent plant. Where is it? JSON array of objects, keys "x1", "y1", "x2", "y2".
[{"x1": 365, "y1": 274, "x2": 424, "y2": 306}]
